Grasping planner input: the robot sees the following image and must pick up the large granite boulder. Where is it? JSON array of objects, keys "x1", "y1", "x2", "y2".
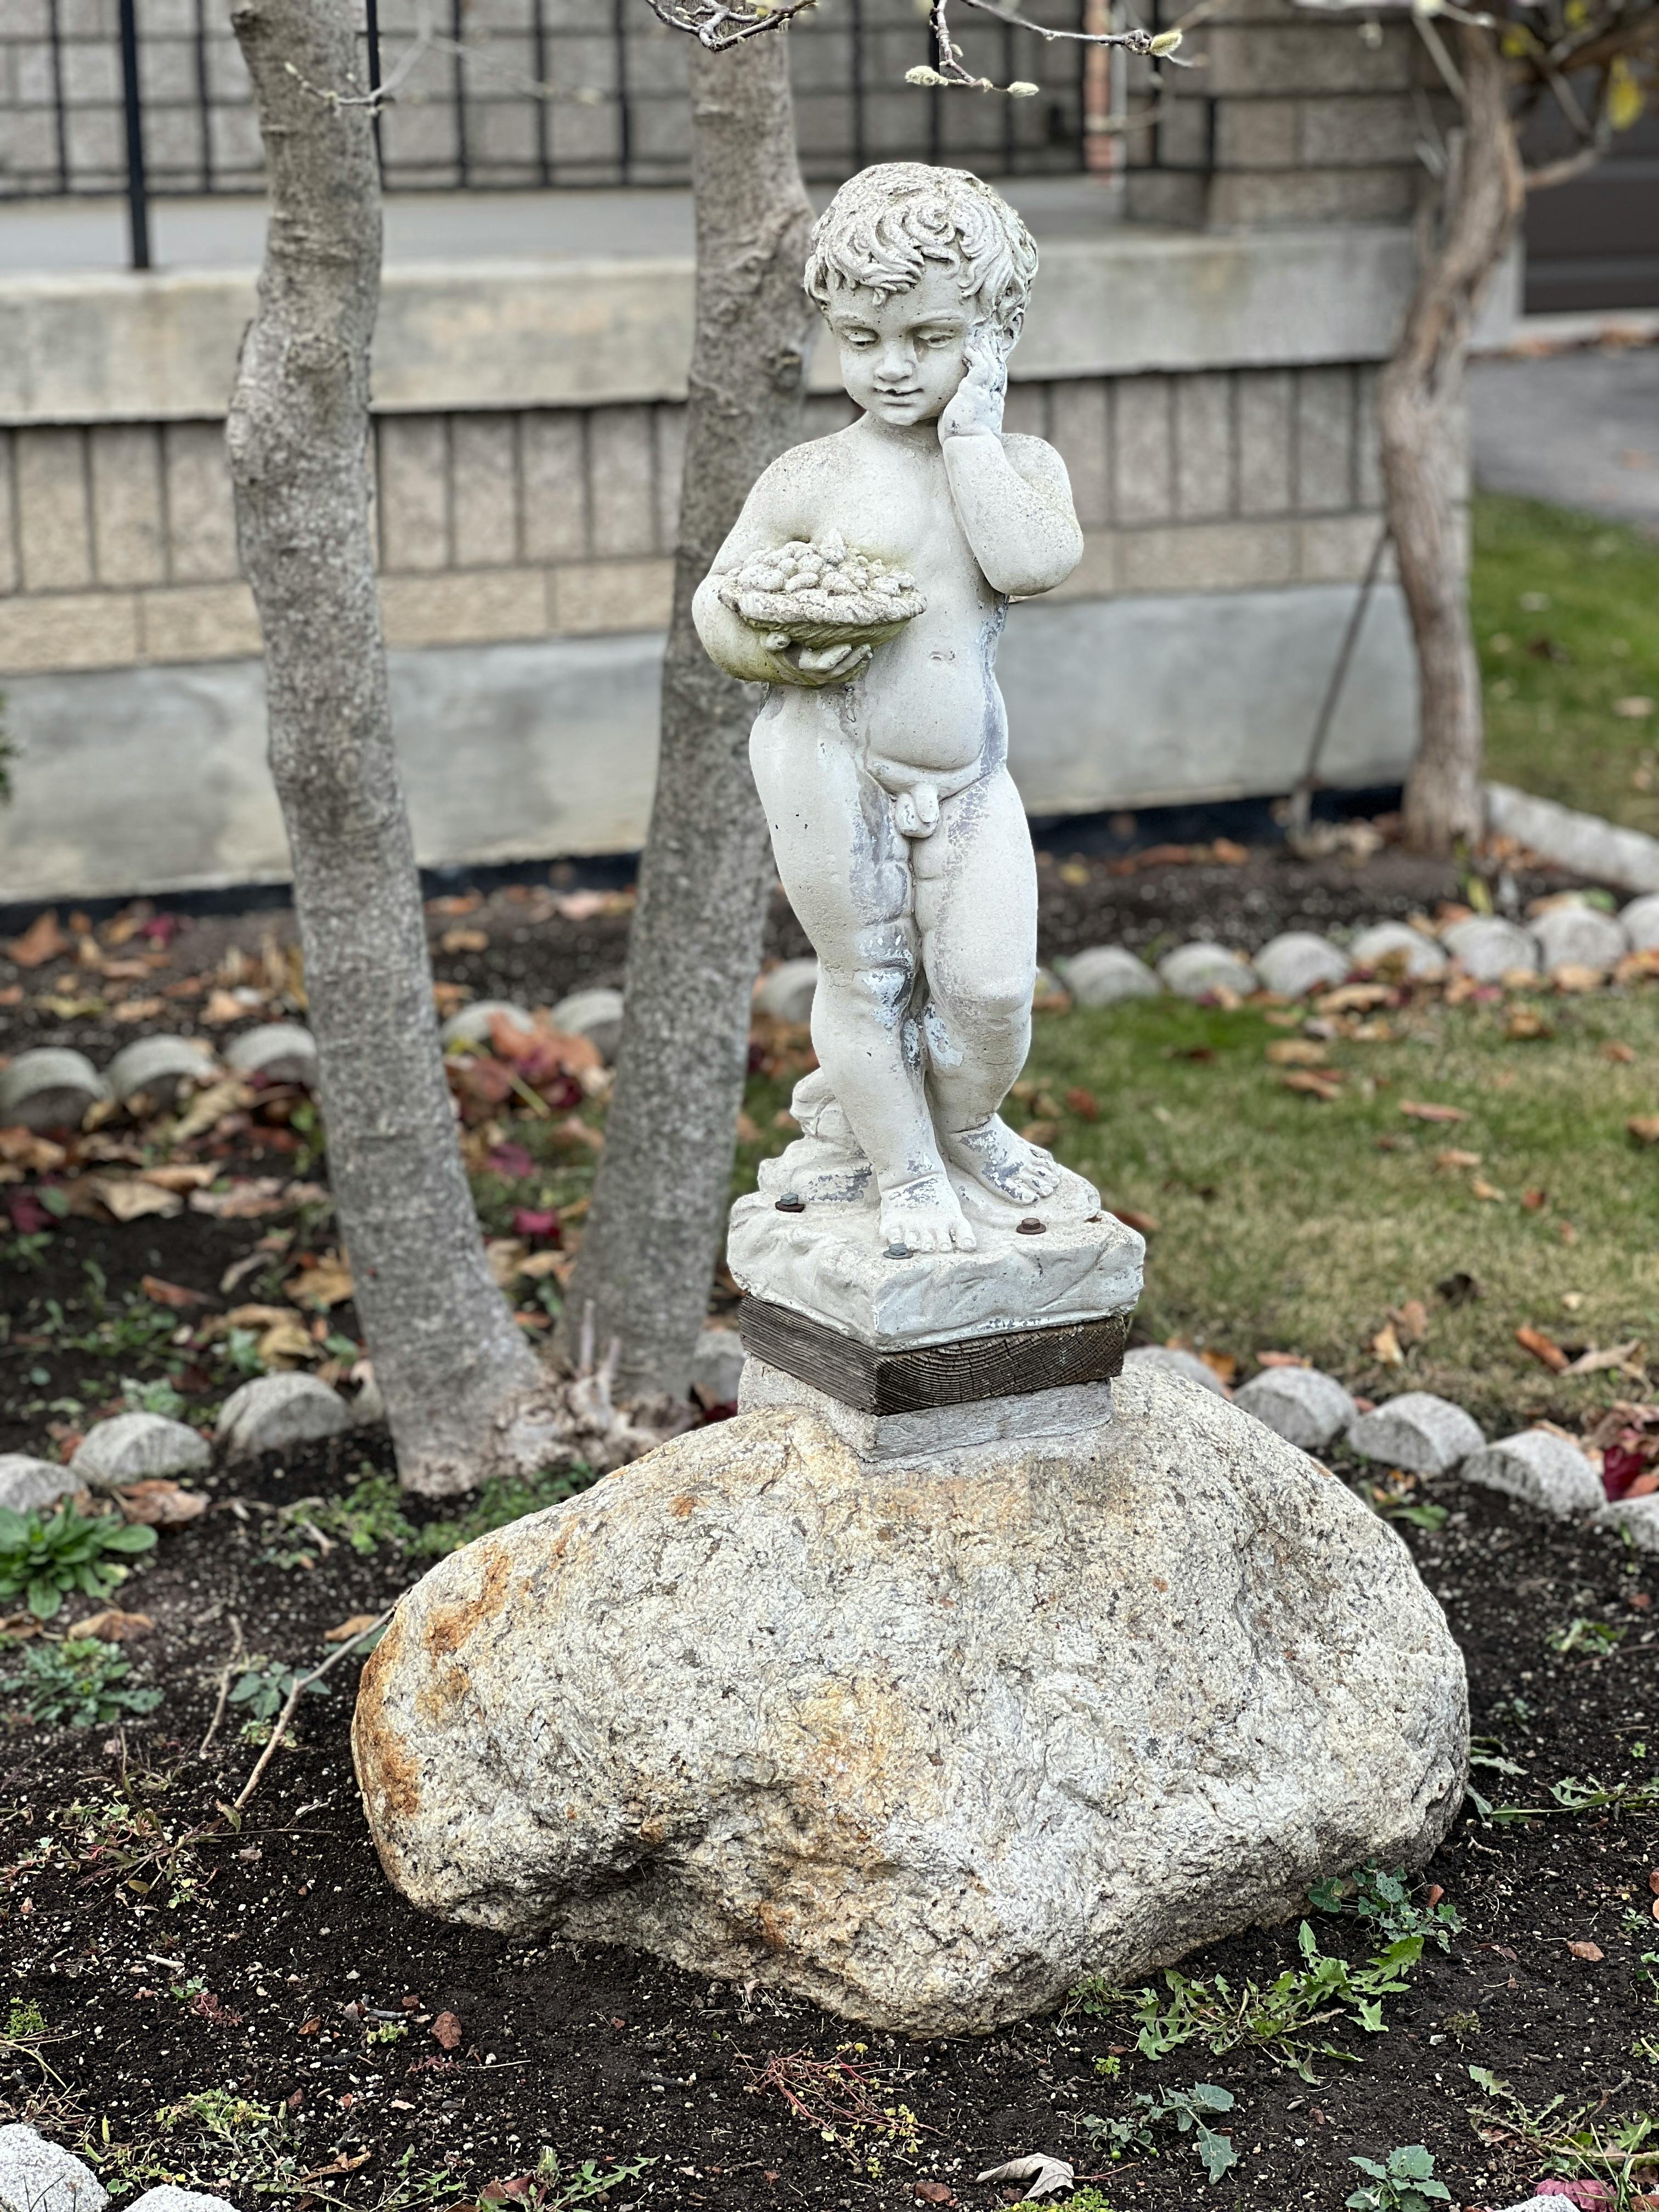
[{"x1": 354, "y1": 1367, "x2": 1466, "y2": 2034}]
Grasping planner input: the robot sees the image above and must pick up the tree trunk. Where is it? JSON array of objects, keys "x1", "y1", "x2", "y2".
[
  {"x1": 1383, "y1": 22, "x2": 1524, "y2": 855},
  {"x1": 557, "y1": 33, "x2": 817, "y2": 1398},
  {"x1": 227, "y1": 0, "x2": 545, "y2": 1496}
]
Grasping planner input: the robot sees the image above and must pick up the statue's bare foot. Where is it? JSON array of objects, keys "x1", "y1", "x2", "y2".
[
  {"x1": 943, "y1": 1115, "x2": 1064, "y2": 1206},
  {"x1": 879, "y1": 1173, "x2": 977, "y2": 1255}
]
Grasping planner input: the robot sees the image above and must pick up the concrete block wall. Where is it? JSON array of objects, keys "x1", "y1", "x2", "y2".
[
  {"x1": 0, "y1": 365, "x2": 1407, "y2": 680},
  {"x1": 1124, "y1": 1, "x2": 1445, "y2": 228}
]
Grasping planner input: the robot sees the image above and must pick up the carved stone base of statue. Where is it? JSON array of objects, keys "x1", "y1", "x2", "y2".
[{"x1": 726, "y1": 1073, "x2": 1144, "y2": 1454}]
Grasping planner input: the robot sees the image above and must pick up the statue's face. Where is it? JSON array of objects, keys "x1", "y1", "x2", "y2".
[{"x1": 826, "y1": 264, "x2": 977, "y2": 429}]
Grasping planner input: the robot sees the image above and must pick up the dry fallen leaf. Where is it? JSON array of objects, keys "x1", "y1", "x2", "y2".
[
  {"x1": 975, "y1": 2155, "x2": 1074, "y2": 2200},
  {"x1": 913, "y1": 2184, "x2": 957, "y2": 2207},
  {"x1": 1553, "y1": 962, "x2": 1604, "y2": 994},
  {"x1": 1064, "y1": 1086, "x2": 1099, "y2": 1121},
  {"x1": 1256, "y1": 1350, "x2": 1312, "y2": 1369},
  {"x1": 1471, "y1": 1178, "x2": 1506, "y2": 1203},
  {"x1": 1372, "y1": 1322, "x2": 1405, "y2": 1367},
  {"x1": 1435, "y1": 1148, "x2": 1483, "y2": 1171},
  {"x1": 1266, "y1": 1039, "x2": 1330, "y2": 1066},
  {"x1": 139, "y1": 1164, "x2": 219, "y2": 1193},
  {"x1": 1282, "y1": 1070, "x2": 1343, "y2": 1102},
  {"x1": 1613, "y1": 695, "x2": 1655, "y2": 718},
  {"x1": 88, "y1": 1175, "x2": 183, "y2": 1223},
  {"x1": 116, "y1": 1480, "x2": 209, "y2": 1528},
  {"x1": 285, "y1": 1253, "x2": 354, "y2": 1310},
  {"x1": 1505, "y1": 1007, "x2": 1551, "y2": 1041},
  {"x1": 1395, "y1": 1299, "x2": 1430, "y2": 1343},
  {"x1": 1567, "y1": 1940, "x2": 1604, "y2": 1962},
  {"x1": 1603, "y1": 1039, "x2": 1638, "y2": 1064},
  {"x1": 1516, "y1": 1324, "x2": 1569, "y2": 1374},
  {"x1": 258, "y1": 1318, "x2": 315, "y2": 1368},
  {"x1": 1401, "y1": 1099, "x2": 1469, "y2": 1124},
  {"x1": 111, "y1": 997, "x2": 166, "y2": 1023},
  {"x1": 1114, "y1": 1207, "x2": 1159, "y2": 1237},
  {"x1": 1199, "y1": 1348, "x2": 1238, "y2": 1387},
  {"x1": 487, "y1": 1238, "x2": 529, "y2": 1288},
  {"x1": 441, "y1": 927, "x2": 489, "y2": 955},
  {"x1": 431, "y1": 2011, "x2": 464, "y2": 2051},
  {"x1": 140, "y1": 1274, "x2": 207, "y2": 1310},
  {"x1": 66, "y1": 1607, "x2": 155, "y2": 1641},
  {"x1": 171, "y1": 1078, "x2": 255, "y2": 1147},
  {"x1": 1562, "y1": 1340, "x2": 1644, "y2": 1377},
  {"x1": 3, "y1": 911, "x2": 69, "y2": 968},
  {"x1": 1315, "y1": 983, "x2": 1395, "y2": 1015},
  {"x1": 325, "y1": 1614, "x2": 383, "y2": 1643},
  {"x1": 1629, "y1": 1116, "x2": 1659, "y2": 1147}
]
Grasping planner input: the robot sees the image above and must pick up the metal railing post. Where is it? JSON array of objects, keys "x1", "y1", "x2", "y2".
[{"x1": 117, "y1": 0, "x2": 151, "y2": 270}]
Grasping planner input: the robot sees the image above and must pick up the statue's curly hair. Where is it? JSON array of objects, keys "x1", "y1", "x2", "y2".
[{"x1": 803, "y1": 163, "x2": 1038, "y2": 346}]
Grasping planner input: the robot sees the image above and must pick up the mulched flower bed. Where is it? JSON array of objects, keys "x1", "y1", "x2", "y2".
[
  {"x1": 3, "y1": 1423, "x2": 1656, "y2": 2212},
  {"x1": 4, "y1": 830, "x2": 1655, "y2": 2212}
]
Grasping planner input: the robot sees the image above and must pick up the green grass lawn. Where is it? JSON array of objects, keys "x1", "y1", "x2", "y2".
[
  {"x1": 736, "y1": 985, "x2": 1659, "y2": 1430},
  {"x1": 1474, "y1": 490, "x2": 1659, "y2": 835}
]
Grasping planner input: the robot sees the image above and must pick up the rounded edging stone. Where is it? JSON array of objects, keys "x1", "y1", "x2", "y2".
[
  {"x1": 753, "y1": 958, "x2": 820, "y2": 1024},
  {"x1": 1346, "y1": 1391, "x2": 1485, "y2": 1476},
  {"x1": 1460, "y1": 1429, "x2": 1604, "y2": 1517},
  {"x1": 105, "y1": 1034, "x2": 217, "y2": 1107},
  {"x1": 1060, "y1": 945, "x2": 1163, "y2": 1007},
  {"x1": 549, "y1": 986, "x2": 625, "y2": 1063},
  {"x1": 224, "y1": 1022, "x2": 319, "y2": 1086},
  {"x1": 216, "y1": 1372, "x2": 353, "y2": 1459},
  {"x1": 70, "y1": 1411, "x2": 211, "y2": 1484},
  {"x1": 1252, "y1": 932, "x2": 1349, "y2": 999},
  {"x1": 0, "y1": 1048, "x2": 109, "y2": 1133},
  {"x1": 440, "y1": 1000, "x2": 535, "y2": 1050},
  {"x1": 1233, "y1": 1366, "x2": 1357, "y2": 1451},
  {"x1": 1156, "y1": 941, "x2": 1260, "y2": 1000}
]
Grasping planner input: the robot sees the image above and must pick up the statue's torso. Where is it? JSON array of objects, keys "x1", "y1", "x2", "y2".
[{"x1": 760, "y1": 423, "x2": 1008, "y2": 791}]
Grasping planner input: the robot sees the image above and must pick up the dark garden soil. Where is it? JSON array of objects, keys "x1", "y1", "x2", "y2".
[{"x1": 4, "y1": 829, "x2": 1656, "y2": 2212}]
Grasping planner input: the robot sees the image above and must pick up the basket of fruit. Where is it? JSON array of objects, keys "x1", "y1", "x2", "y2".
[{"x1": 719, "y1": 531, "x2": 926, "y2": 650}]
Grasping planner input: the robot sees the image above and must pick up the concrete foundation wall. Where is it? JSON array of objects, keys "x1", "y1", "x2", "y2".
[{"x1": 0, "y1": 582, "x2": 1415, "y2": 901}]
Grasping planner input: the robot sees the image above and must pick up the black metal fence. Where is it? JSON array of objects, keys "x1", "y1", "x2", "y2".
[{"x1": 2, "y1": 0, "x2": 1098, "y2": 267}]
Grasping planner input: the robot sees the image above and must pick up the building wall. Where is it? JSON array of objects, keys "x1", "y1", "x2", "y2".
[{"x1": 0, "y1": 362, "x2": 1394, "y2": 681}]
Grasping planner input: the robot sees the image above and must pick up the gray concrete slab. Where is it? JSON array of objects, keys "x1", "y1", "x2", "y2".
[
  {"x1": 0, "y1": 177, "x2": 1129, "y2": 277},
  {"x1": 1470, "y1": 342, "x2": 1659, "y2": 534}
]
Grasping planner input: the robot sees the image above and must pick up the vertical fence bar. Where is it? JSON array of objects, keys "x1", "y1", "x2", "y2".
[
  {"x1": 531, "y1": 0, "x2": 551, "y2": 185},
  {"x1": 193, "y1": 0, "x2": 213, "y2": 189},
  {"x1": 365, "y1": 0, "x2": 384, "y2": 172},
  {"x1": 117, "y1": 0, "x2": 150, "y2": 269},
  {"x1": 47, "y1": 0, "x2": 70, "y2": 191},
  {"x1": 612, "y1": 0, "x2": 631, "y2": 183},
  {"x1": 849, "y1": 0, "x2": 865, "y2": 173},
  {"x1": 1001, "y1": 20, "x2": 1015, "y2": 170},
  {"x1": 451, "y1": 0, "x2": 468, "y2": 183}
]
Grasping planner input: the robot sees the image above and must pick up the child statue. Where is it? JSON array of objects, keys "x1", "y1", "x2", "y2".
[{"x1": 695, "y1": 163, "x2": 1087, "y2": 1260}]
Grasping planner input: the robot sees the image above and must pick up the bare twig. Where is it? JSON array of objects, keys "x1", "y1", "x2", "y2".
[
  {"x1": 198, "y1": 1612, "x2": 245, "y2": 1759},
  {"x1": 232, "y1": 1605, "x2": 396, "y2": 1812}
]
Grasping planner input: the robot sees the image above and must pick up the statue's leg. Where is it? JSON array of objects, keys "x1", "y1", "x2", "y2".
[
  {"x1": 916, "y1": 764, "x2": 1063, "y2": 1206},
  {"x1": 750, "y1": 708, "x2": 975, "y2": 1253}
]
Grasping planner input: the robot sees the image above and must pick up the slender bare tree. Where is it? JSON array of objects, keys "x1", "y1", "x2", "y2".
[
  {"x1": 1294, "y1": 0, "x2": 1658, "y2": 852},
  {"x1": 555, "y1": 33, "x2": 818, "y2": 1398},
  {"x1": 226, "y1": 0, "x2": 549, "y2": 1496}
]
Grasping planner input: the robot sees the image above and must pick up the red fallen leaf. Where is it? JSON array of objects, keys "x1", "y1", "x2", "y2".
[
  {"x1": 138, "y1": 913, "x2": 179, "y2": 946},
  {"x1": 431, "y1": 2010, "x2": 463, "y2": 2050},
  {"x1": 487, "y1": 1142, "x2": 535, "y2": 1180},
  {"x1": 511, "y1": 1207, "x2": 561, "y2": 1244},
  {"x1": 5, "y1": 1187, "x2": 53, "y2": 1234},
  {"x1": 1534, "y1": 2180, "x2": 1613, "y2": 2205},
  {"x1": 915, "y1": 2185, "x2": 957, "y2": 2206},
  {"x1": 1516, "y1": 1324, "x2": 1569, "y2": 1374},
  {"x1": 140, "y1": 1274, "x2": 206, "y2": 1310},
  {"x1": 1114, "y1": 1207, "x2": 1159, "y2": 1236},
  {"x1": 1566, "y1": 1940, "x2": 1604, "y2": 1961},
  {"x1": 1401, "y1": 1099, "x2": 1470, "y2": 1124},
  {"x1": 1425, "y1": 1884, "x2": 1444, "y2": 1909},
  {"x1": 1649, "y1": 1870, "x2": 1659, "y2": 1895},
  {"x1": 298, "y1": 2017, "x2": 322, "y2": 2035},
  {"x1": 1522, "y1": 1188, "x2": 1548, "y2": 1211},
  {"x1": 1603, "y1": 1442, "x2": 1653, "y2": 1500}
]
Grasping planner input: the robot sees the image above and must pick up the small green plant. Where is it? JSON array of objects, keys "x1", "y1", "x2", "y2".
[
  {"x1": 1346, "y1": 2143, "x2": 1450, "y2": 2212},
  {"x1": 1551, "y1": 1617, "x2": 1626, "y2": 1656},
  {"x1": 514, "y1": 2149, "x2": 657, "y2": 2206},
  {"x1": 121, "y1": 1375, "x2": 190, "y2": 1420},
  {"x1": 1081, "y1": 2081, "x2": 1238, "y2": 2182},
  {"x1": 368, "y1": 2018, "x2": 408, "y2": 2044},
  {"x1": 1009, "y1": 2193, "x2": 1116, "y2": 2212},
  {"x1": 1072, "y1": 1921, "x2": 1426, "y2": 2081},
  {"x1": 1468, "y1": 2065, "x2": 1659, "y2": 2194},
  {"x1": 228, "y1": 1657, "x2": 329, "y2": 1724},
  {"x1": 2, "y1": 1637, "x2": 162, "y2": 1727},
  {"x1": 0, "y1": 1502, "x2": 157, "y2": 1620},
  {"x1": 1308, "y1": 1864, "x2": 1462, "y2": 1951}
]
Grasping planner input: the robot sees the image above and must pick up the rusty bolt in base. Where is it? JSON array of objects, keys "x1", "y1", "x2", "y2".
[
  {"x1": 775, "y1": 1192, "x2": 805, "y2": 1214},
  {"x1": 1017, "y1": 1217, "x2": 1046, "y2": 1235}
]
